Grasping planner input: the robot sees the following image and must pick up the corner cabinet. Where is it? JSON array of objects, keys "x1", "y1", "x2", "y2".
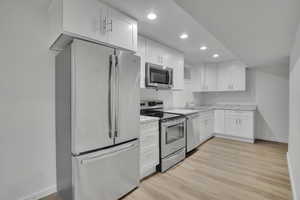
[
  {"x1": 192, "y1": 61, "x2": 246, "y2": 92},
  {"x1": 137, "y1": 36, "x2": 184, "y2": 90},
  {"x1": 214, "y1": 109, "x2": 255, "y2": 143},
  {"x1": 48, "y1": 0, "x2": 137, "y2": 52},
  {"x1": 217, "y1": 61, "x2": 246, "y2": 91}
]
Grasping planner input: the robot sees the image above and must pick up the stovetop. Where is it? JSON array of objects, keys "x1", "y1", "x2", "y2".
[{"x1": 141, "y1": 109, "x2": 183, "y2": 121}]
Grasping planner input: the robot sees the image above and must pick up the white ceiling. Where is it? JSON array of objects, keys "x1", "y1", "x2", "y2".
[
  {"x1": 174, "y1": 0, "x2": 300, "y2": 67},
  {"x1": 101, "y1": 0, "x2": 239, "y2": 65}
]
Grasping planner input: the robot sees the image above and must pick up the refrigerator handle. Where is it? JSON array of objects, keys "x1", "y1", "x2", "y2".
[
  {"x1": 109, "y1": 55, "x2": 116, "y2": 138},
  {"x1": 115, "y1": 55, "x2": 119, "y2": 138}
]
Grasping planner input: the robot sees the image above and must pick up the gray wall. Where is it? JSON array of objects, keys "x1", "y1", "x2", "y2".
[
  {"x1": 289, "y1": 23, "x2": 300, "y2": 200},
  {"x1": 0, "y1": 0, "x2": 56, "y2": 199}
]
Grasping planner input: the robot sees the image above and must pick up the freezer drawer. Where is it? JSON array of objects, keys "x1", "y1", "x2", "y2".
[{"x1": 72, "y1": 140, "x2": 139, "y2": 200}]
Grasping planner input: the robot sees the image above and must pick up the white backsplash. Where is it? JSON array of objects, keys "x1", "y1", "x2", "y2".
[
  {"x1": 140, "y1": 80, "x2": 204, "y2": 108},
  {"x1": 140, "y1": 88, "x2": 174, "y2": 108}
]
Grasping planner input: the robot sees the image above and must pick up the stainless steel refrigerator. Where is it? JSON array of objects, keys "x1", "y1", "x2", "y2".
[{"x1": 55, "y1": 39, "x2": 140, "y2": 200}]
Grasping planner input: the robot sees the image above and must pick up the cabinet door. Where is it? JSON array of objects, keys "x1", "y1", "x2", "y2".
[
  {"x1": 214, "y1": 110, "x2": 225, "y2": 134},
  {"x1": 108, "y1": 8, "x2": 137, "y2": 51},
  {"x1": 199, "y1": 66, "x2": 207, "y2": 91},
  {"x1": 137, "y1": 37, "x2": 146, "y2": 88},
  {"x1": 206, "y1": 118, "x2": 214, "y2": 138},
  {"x1": 137, "y1": 36, "x2": 146, "y2": 57},
  {"x1": 217, "y1": 64, "x2": 231, "y2": 91},
  {"x1": 205, "y1": 64, "x2": 218, "y2": 91},
  {"x1": 172, "y1": 53, "x2": 184, "y2": 90},
  {"x1": 199, "y1": 119, "x2": 207, "y2": 143},
  {"x1": 63, "y1": 0, "x2": 108, "y2": 42},
  {"x1": 146, "y1": 40, "x2": 160, "y2": 65},
  {"x1": 191, "y1": 67, "x2": 202, "y2": 91},
  {"x1": 238, "y1": 116, "x2": 254, "y2": 139},
  {"x1": 224, "y1": 115, "x2": 239, "y2": 136},
  {"x1": 231, "y1": 65, "x2": 246, "y2": 91}
]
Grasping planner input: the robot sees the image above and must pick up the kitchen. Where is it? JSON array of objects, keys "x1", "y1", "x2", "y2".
[{"x1": 0, "y1": 0, "x2": 299, "y2": 200}]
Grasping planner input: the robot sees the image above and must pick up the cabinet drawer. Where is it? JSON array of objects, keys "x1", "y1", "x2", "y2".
[
  {"x1": 140, "y1": 121, "x2": 159, "y2": 132},
  {"x1": 199, "y1": 112, "x2": 214, "y2": 120},
  {"x1": 140, "y1": 145, "x2": 159, "y2": 167},
  {"x1": 140, "y1": 131, "x2": 159, "y2": 148},
  {"x1": 225, "y1": 110, "x2": 253, "y2": 117}
]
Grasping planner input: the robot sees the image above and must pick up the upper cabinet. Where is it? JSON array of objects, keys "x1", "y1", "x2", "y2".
[
  {"x1": 192, "y1": 61, "x2": 246, "y2": 92},
  {"x1": 217, "y1": 61, "x2": 246, "y2": 91},
  {"x1": 48, "y1": 0, "x2": 138, "y2": 52},
  {"x1": 137, "y1": 36, "x2": 184, "y2": 90},
  {"x1": 200, "y1": 63, "x2": 218, "y2": 92}
]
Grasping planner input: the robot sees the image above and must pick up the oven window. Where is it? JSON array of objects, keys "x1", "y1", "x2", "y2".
[
  {"x1": 150, "y1": 68, "x2": 169, "y2": 84},
  {"x1": 166, "y1": 123, "x2": 184, "y2": 144}
]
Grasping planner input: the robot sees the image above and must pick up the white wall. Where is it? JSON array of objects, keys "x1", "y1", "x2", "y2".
[
  {"x1": 289, "y1": 24, "x2": 300, "y2": 200},
  {"x1": 200, "y1": 66, "x2": 289, "y2": 143},
  {"x1": 0, "y1": 0, "x2": 56, "y2": 199}
]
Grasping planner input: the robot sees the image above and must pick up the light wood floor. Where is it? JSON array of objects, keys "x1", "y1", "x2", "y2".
[{"x1": 42, "y1": 138, "x2": 292, "y2": 200}]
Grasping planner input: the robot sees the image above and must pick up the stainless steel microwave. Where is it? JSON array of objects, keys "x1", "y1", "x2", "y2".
[{"x1": 145, "y1": 63, "x2": 173, "y2": 89}]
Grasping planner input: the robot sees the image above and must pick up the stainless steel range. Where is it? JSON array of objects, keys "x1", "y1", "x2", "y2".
[{"x1": 140, "y1": 100, "x2": 186, "y2": 172}]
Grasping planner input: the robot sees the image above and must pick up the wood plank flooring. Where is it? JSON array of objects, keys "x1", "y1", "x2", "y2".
[{"x1": 42, "y1": 138, "x2": 292, "y2": 200}]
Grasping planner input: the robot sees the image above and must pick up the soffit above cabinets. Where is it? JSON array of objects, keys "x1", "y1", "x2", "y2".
[
  {"x1": 174, "y1": 0, "x2": 300, "y2": 68},
  {"x1": 100, "y1": 0, "x2": 241, "y2": 65}
]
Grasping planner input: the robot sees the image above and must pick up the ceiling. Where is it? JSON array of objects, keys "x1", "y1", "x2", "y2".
[
  {"x1": 101, "y1": 0, "x2": 238, "y2": 65},
  {"x1": 174, "y1": 0, "x2": 300, "y2": 67}
]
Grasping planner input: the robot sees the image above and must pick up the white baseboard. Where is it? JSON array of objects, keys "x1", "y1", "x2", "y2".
[
  {"x1": 21, "y1": 185, "x2": 57, "y2": 200},
  {"x1": 214, "y1": 134, "x2": 254, "y2": 143},
  {"x1": 256, "y1": 135, "x2": 288, "y2": 143},
  {"x1": 287, "y1": 152, "x2": 298, "y2": 200}
]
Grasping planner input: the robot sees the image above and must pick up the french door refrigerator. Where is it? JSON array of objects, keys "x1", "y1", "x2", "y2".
[{"x1": 55, "y1": 39, "x2": 140, "y2": 200}]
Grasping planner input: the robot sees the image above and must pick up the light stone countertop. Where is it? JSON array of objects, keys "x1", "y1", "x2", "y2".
[{"x1": 166, "y1": 104, "x2": 257, "y2": 115}]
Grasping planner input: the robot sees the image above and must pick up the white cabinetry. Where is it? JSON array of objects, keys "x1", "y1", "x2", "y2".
[
  {"x1": 217, "y1": 61, "x2": 246, "y2": 91},
  {"x1": 199, "y1": 111, "x2": 214, "y2": 144},
  {"x1": 140, "y1": 120, "x2": 159, "y2": 179},
  {"x1": 214, "y1": 110, "x2": 255, "y2": 143},
  {"x1": 192, "y1": 61, "x2": 246, "y2": 92},
  {"x1": 49, "y1": 0, "x2": 137, "y2": 51},
  {"x1": 200, "y1": 64, "x2": 218, "y2": 91},
  {"x1": 137, "y1": 37, "x2": 146, "y2": 88},
  {"x1": 146, "y1": 40, "x2": 169, "y2": 66},
  {"x1": 169, "y1": 50, "x2": 184, "y2": 90},
  {"x1": 137, "y1": 36, "x2": 184, "y2": 90},
  {"x1": 214, "y1": 110, "x2": 225, "y2": 134}
]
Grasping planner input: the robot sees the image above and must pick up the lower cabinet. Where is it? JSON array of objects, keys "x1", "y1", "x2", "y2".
[
  {"x1": 199, "y1": 111, "x2": 214, "y2": 144},
  {"x1": 139, "y1": 120, "x2": 159, "y2": 179},
  {"x1": 214, "y1": 109, "x2": 255, "y2": 143}
]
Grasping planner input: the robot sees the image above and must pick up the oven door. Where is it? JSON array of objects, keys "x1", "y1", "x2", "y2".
[
  {"x1": 145, "y1": 63, "x2": 173, "y2": 88},
  {"x1": 161, "y1": 118, "x2": 186, "y2": 158}
]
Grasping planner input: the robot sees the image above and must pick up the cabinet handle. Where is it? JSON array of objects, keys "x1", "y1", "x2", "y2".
[
  {"x1": 103, "y1": 17, "x2": 112, "y2": 32},
  {"x1": 110, "y1": 19, "x2": 113, "y2": 32},
  {"x1": 103, "y1": 16, "x2": 107, "y2": 32}
]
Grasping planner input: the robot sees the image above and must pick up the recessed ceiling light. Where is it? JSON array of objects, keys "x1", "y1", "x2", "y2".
[
  {"x1": 180, "y1": 33, "x2": 189, "y2": 39},
  {"x1": 147, "y1": 12, "x2": 157, "y2": 20},
  {"x1": 212, "y1": 54, "x2": 220, "y2": 58},
  {"x1": 200, "y1": 46, "x2": 208, "y2": 51}
]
